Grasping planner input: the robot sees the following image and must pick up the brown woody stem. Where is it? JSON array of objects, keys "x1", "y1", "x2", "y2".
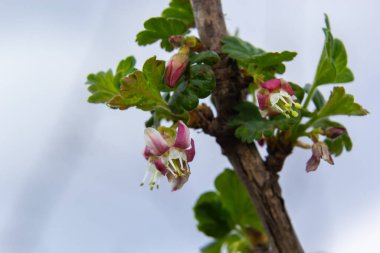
[{"x1": 190, "y1": 0, "x2": 304, "y2": 252}]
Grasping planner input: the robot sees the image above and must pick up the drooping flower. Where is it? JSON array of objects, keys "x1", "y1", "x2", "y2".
[
  {"x1": 306, "y1": 141, "x2": 334, "y2": 172},
  {"x1": 256, "y1": 78, "x2": 302, "y2": 118},
  {"x1": 164, "y1": 47, "x2": 189, "y2": 88},
  {"x1": 141, "y1": 121, "x2": 195, "y2": 191}
]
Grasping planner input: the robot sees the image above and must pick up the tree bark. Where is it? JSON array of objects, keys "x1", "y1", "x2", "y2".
[{"x1": 190, "y1": 1, "x2": 304, "y2": 252}]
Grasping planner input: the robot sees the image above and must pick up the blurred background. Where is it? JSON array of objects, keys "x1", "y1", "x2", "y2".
[{"x1": 0, "y1": 0, "x2": 379, "y2": 252}]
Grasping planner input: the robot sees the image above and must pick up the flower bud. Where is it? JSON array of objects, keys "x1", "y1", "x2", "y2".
[
  {"x1": 165, "y1": 47, "x2": 189, "y2": 88},
  {"x1": 168, "y1": 35, "x2": 184, "y2": 47},
  {"x1": 325, "y1": 127, "x2": 346, "y2": 139}
]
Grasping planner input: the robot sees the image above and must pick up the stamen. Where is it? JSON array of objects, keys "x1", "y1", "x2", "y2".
[
  {"x1": 280, "y1": 97, "x2": 291, "y2": 107},
  {"x1": 140, "y1": 169, "x2": 149, "y2": 186},
  {"x1": 185, "y1": 162, "x2": 190, "y2": 173},
  {"x1": 169, "y1": 160, "x2": 182, "y2": 177},
  {"x1": 166, "y1": 165, "x2": 176, "y2": 177},
  {"x1": 291, "y1": 110, "x2": 299, "y2": 117},
  {"x1": 293, "y1": 102, "x2": 302, "y2": 109},
  {"x1": 274, "y1": 104, "x2": 285, "y2": 113},
  {"x1": 156, "y1": 176, "x2": 161, "y2": 189},
  {"x1": 149, "y1": 171, "x2": 158, "y2": 189},
  {"x1": 179, "y1": 157, "x2": 184, "y2": 171}
]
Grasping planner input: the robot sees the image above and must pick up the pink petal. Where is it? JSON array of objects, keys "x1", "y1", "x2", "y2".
[
  {"x1": 257, "y1": 93, "x2": 269, "y2": 110},
  {"x1": 143, "y1": 146, "x2": 153, "y2": 160},
  {"x1": 261, "y1": 79, "x2": 281, "y2": 91},
  {"x1": 281, "y1": 82, "x2": 294, "y2": 96},
  {"x1": 153, "y1": 159, "x2": 167, "y2": 176},
  {"x1": 185, "y1": 139, "x2": 195, "y2": 162},
  {"x1": 164, "y1": 61, "x2": 173, "y2": 87},
  {"x1": 144, "y1": 128, "x2": 169, "y2": 156},
  {"x1": 174, "y1": 120, "x2": 191, "y2": 149}
]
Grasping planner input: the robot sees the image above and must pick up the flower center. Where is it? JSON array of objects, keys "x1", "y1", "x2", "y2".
[{"x1": 270, "y1": 91, "x2": 302, "y2": 118}]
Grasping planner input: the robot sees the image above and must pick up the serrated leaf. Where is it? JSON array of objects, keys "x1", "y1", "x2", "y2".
[
  {"x1": 162, "y1": 0, "x2": 194, "y2": 27},
  {"x1": 142, "y1": 56, "x2": 165, "y2": 86},
  {"x1": 115, "y1": 56, "x2": 136, "y2": 79},
  {"x1": 304, "y1": 84, "x2": 325, "y2": 110},
  {"x1": 108, "y1": 57, "x2": 167, "y2": 111},
  {"x1": 325, "y1": 133, "x2": 353, "y2": 156},
  {"x1": 86, "y1": 56, "x2": 136, "y2": 104},
  {"x1": 136, "y1": 17, "x2": 188, "y2": 51},
  {"x1": 251, "y1": 51, "x2": 297, "y2": 68},
  {"x1": 221, "y1": 36, "x2": 264, "y2": 68},
  {"x1": 194, "y1": 192, "x2": 233, "y2": 239},
  {"x1": 221, "y1": 36, "x2": 296, "y2": 78},
  {"x1": 169, "y1": 64, "x2": 216, "y2": 113},
  {"x1": 229, "y1": 102, "x2": 294, "y2": 142},
  {"x1": 190, "y1": 51, "x2": 221, "y2": 65},
  {"x1": 314, "y1": 14, "x2": 354, "y2": 86},
  {"x1": 215, "y1": 169, "x2": 263, "y2": 231},
  {"x1": 87, "y1": 70, "x2": 117, "y2": 103},
  {"x1": 318, "y1": 87, "x2": 368, "y2": 118}
]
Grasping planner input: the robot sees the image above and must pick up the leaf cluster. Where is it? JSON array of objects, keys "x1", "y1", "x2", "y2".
[
  {"x1": 224, "y1": 15, "x2": 368, "y2": 158},
  {"x1": 136, "y1": 0, "x2": 194, "y2": 51},
  {"x1": 194, "y1": 169, "x2": 268, "y2": 253}
]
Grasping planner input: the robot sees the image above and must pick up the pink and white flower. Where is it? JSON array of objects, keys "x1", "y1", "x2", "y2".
[
  {"x1": 256, "y1": 79, "x2": 301, "y2": 118},
  {"x1": 141, "y1": 121, "x2": 195, "y2": 191}
]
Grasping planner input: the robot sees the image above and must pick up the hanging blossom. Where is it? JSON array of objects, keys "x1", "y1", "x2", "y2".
[
  {"x1": 306, "y1": 141, "x2": 334, "y2": 172},
  {"x1": 141, "y1": 121, "x2": 195, "y2": 191},
  {"x1": 256, "y1": 78, "x2": 302, "y2": 118}
]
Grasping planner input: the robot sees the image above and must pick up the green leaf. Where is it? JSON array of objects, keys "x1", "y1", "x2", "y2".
[
  {"x1": 190, "y1": 51, "x2": 221, "y2": 65},
  {"x1": 115, "y1": 56, "x2": 136, "y2": 79},
  {"x1": 87, "y1": 70, "x2": 118, "y2": 103},
  {"x1": 142, "y1": 56, "x2": 165, "y2": 86},
  {"x1": 169, "y1": 64, "x2": 216, "y2": 113},
  {"x1": 194, "y1": 192, "x2": 233, "y2": 239},
  {"x1": 215, "y1": 169, "x2": 263, "y2": 231},
  {"x1": 108, "y1": 57, "x2": 167, "y2": 110},
  {"x1": 86, "y1": 56, "x2": 136, "y2": 104},
  {"x1": 229, "y1": 102, "x2": 295, "y2": 142},
  {"x1": 250, "y1": 51, "x2": 297, "y2": 68},
  {"x1": 201, "y1": 240, "x2": 224, "y2": 253},
  {"x1": 221, "y1": 36, "x2": 264, "y2": 68},
  {"x1": 325, "y1": 132, "x2": 353, "y2": 156},
  {"x1": 318, "y1": 87, "x2": 368, "y2": 118},
  {"x1": 314, "y1": 14, "x2": 354, "y2": 86},
  {"x1": 304, "y1": 84, "x2": 325, "y2": 110},
  {"x1": 221, "y1": 36, "x2": 296, "y2": 78},
  {"x1": 136, "y1": 17, "x2": 188, "y2": 51},
  {"x1": 162, "y1": 0, "x2": 194, "y2": 27}
]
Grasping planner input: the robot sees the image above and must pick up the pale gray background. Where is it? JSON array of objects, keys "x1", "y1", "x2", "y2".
[{"x1": 0, "y1": 0, "x2": 379, "y2": 252}]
